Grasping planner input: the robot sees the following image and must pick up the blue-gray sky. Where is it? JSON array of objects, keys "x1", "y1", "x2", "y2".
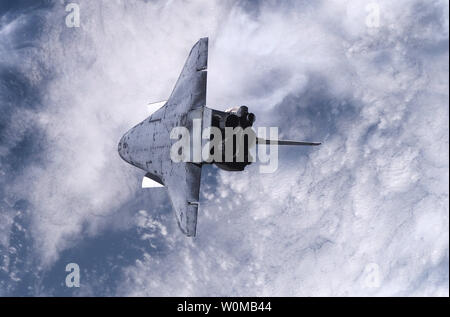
[{"x1": 0, "y1": 0, "x2": 448, "y2": 296}]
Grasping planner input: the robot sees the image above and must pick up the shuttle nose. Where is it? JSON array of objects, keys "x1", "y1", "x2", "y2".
[{"x1": 118, "y1": 134, "x2": 128, "y2": 161}]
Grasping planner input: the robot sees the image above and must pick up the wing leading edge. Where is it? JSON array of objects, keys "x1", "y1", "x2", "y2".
[
  {"x1": 165, "y1": 37, "x2": 208, "y2": 113},
  {"x1": 164, "y1": 162, "x2": 202, "y2": 236}
]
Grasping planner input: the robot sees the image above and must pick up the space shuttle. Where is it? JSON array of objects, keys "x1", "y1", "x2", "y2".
[{"x1": 118, "y1": 38, "x2": 320, "y2": 236}]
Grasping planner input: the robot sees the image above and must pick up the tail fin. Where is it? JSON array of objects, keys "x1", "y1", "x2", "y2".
[
  {"x1": 147, "y1": 100, "x2": 167, "y2": 115},
  {"x1": 256, "y1": 137, "x2": 321, "y2": 146},
  {"x1": 142, "y1": 172, "x2": 164, "y2": 188}
]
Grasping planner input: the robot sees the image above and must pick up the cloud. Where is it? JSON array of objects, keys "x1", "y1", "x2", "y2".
[
  {"x1": 116, "y1": 0, "x2": 449, "y2": 296},
  {"x1": 0, "y1": 0, "x2": 448, "y2": 295},
  {"x1": 2, "y1": 0, "x2": 228, "y2": 266}
]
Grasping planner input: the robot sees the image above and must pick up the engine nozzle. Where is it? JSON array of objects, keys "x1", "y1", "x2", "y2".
[{"x1": 220, "y1": 105, "x2": 256, "y2": 129}]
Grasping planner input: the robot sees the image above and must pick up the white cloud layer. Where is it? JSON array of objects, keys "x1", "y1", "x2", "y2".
[{"x1": 1, "y1": 0, "x2": 448, "y2": 295}]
